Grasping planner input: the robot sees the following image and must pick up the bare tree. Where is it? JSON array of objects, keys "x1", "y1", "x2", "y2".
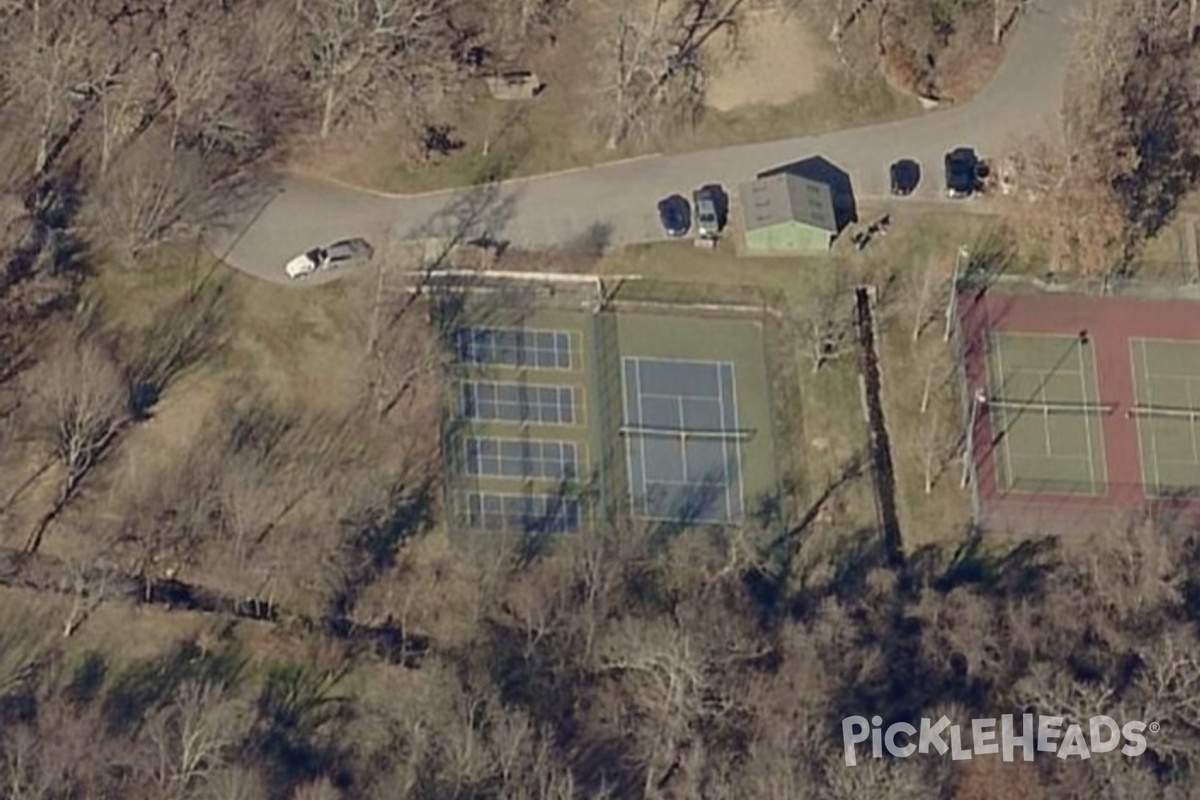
[
  {"x1": 85, "y1": 132, "x2": 215, "y2": 257},
  {"x1": 296, "y1": 0, "x2": 463, "y2": 139},
  {"x1": 143, "y1": 680, "x2": 250, "y2": 798},
  {"x1": 595, "y1": 616, "x2": 745, "y2": 797},
  {"x1": 353, "y1": 256, "x2": 445, "y2": 421},
  {"x1": 824, "y1": 754, "x2": 938, "y2": 800},
  {"x1": 786, "y1": 269, "x2": 857, "y2": 372},
  {"x1": 27, "y1": 340, "x2": 126, "y2": 550},
  {"x1": 913, "y1": 408, "x2": 945, "y2": 493},
  {"x1": 0, "y1": 600, "x2": 57, "y2": 700},
  {"x1": 1003, "y1": 130, "x2": 1127, "y2": 273},
  {"x1": 60, "y1": 533, "x2": 119, "y2": 638},
  {"x1": 204, "y1": 767, "x2": 269, "y2": 800},
  {"x1": 594, "y1": 0, "x2": 745, "y2": 148},
  {"x1": 6, "y1": 0, "x2": 100, "y2": 178},
  {"x1": 291, "y1": 777, "x2": 343, "y2": 800}
]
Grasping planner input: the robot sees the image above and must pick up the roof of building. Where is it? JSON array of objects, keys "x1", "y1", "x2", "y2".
[{"x1": 740, "y1": 173, "x2": 837, "y2": 233}]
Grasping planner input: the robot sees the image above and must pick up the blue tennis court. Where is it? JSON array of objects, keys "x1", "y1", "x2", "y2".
[{"x1": 621, "y1": 357, "x2": 745, "y2": 524}]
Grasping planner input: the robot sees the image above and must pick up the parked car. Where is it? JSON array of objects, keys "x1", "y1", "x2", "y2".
[
  {"x1": 657, "y1": 195, "x2": 691, "y2": 237},
  {"x1": 693, "y1": 186, "x2": 722, "y2": 238},
  {"x1": 943, "y1": 148, "x2": 978, "y2": 198},
  {"x1": 889, "y1": 159, "x2": 920, "y2": 196},
  {"x1": 285, "y1": 237, "x2": 374, "y2": 279}
]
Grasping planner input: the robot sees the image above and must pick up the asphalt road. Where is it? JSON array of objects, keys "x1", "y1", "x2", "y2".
[{"x1": 211, "y1": 0, "x2": 1086, "y2": 285}]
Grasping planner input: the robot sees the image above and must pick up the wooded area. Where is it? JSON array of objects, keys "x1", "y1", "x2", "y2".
[{"x1": 4, "y1": 0, "x2": 1200, "y2": 799}]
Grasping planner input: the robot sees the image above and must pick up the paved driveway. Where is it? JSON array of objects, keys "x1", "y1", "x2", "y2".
[{"x1": 212, "y1": 0, "x2": 1086, "y2": 285}]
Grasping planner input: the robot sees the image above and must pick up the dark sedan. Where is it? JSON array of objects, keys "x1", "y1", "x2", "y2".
[{"x1": 657, "y1": 194, "x2": 691, "y2": 237}]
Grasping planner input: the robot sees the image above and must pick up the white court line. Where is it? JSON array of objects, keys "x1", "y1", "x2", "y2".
[
  {"x1": 1036, "y1": 376, "x2": 1053, "y2": 456},
  {"x1": 992, "y1": 335, "x2": 1017, "y2": 491},
  {"x1": 620, "y1": 358, "x2": 639, "y2": 516},
  {"x1": 1003, "y1": 451, "x2": 1092, "y2": 462},
  {"x1": 1076, "y1": 339, "x2": 1098, "y2": 492},
  {"x1": 677, "y1": 395, "x2": 690, "y2": 486},
  {"x1": 1186, "y1": 373, "x2": 1200, "y2": 468},
  {"x1": 635, "y1": 360, "x2": 651, "y2": 516},
  {"x1": 1084, "y1": 335, "x2": 1109, "y2": 488},
  {"x1": 727, "y1": 362, "x2": 744, "y2": 522},
  {"x1": 640, "y1": 390, "x2": 724, "y2": 403},
  {"x1": 1129, "y1": 339, "x2": 1150, "y2": 495},
  {"x1": 1140, "y1": 340, "x2": 1163, "y2": 494},
  {"x1": 716, "y1": 363, "x2": 733, "y2": 520}
]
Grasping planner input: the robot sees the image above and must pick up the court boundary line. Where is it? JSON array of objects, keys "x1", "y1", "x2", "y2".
[
  {"x1": 1130, "y1": 336, "x2": 1200, "y2": 498},
  {"x1": 461, "y1": 490, "x2": 584, "y2": 533},
  {"x1": 1037, "y1": 375, "x2": 1052, "y2": 458},
  {"x1": 727, "y1": 362, "x2": 744, "y2": 522},
  {"x1": 1084, "y1": 331, "x2": 1099, "y2": 491},
  {"x1": 461, "y1": 436, "x2": 585, "y2": 482},
  {"x1": 456, "y1": 325, "x2": 578, "y2": 372},
  {"x1": 620, "y1": 355, "x2": 744, "y2": 524},
  {"x1": 635, "y1": 360, "x2": 650, "y2": 517},
  {"x1": 992, "y1": 333, "x2": 1016, "y2": 492},
  {"x1": 1139, "y1": 339, "x2": 1162, "y2": 494},
  {"x1": 460, "y1": 379, "x2": 585, "y2": 429},
  {"x1": 990, "y1": 332, "x2": 1105, "y2": 496},
  {"x1": 620, "y1": 357, "x2": 638, "y2": 517}
]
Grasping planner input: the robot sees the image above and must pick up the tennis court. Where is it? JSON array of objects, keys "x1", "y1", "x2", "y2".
[
  {"x1": 622, "y1": 357, "x2": 745, "y2": 523},
  {"x1": 1130, "y1": 339, "x2": 1200, "y2": 497},
  {"x1": 985, "y1": 333, "x2": 1108, "y2": 494}
]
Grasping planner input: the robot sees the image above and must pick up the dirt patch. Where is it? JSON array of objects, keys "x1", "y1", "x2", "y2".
[{"x1": 704, "y1": 7, "x2": 829, "y2": 112}]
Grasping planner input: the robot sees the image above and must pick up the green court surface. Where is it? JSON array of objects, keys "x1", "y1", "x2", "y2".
[
  {"x1": 1130, "y1": 339, "x2": 1200, "y2": 497},
  {"x1": 986, "y1": 333, "x2": 1107, "y2": 494},
  {"x1": 439, "y1": 291, "x2": 781, "y2": 534}
]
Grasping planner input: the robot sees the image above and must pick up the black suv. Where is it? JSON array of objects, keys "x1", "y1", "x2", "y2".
[
  {"x1": 944, "y1": 148, "x2": 978, "y2": 198},
  {"x1": 889, "y1": 159, "x2": 921, "y2": 196}
]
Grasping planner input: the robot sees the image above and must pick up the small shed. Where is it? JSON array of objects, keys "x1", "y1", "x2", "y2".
[{"x1": 739, "y1": 173, "x2": 837, "y2": 253}]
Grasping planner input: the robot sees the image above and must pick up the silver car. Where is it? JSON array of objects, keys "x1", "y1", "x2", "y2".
[{"x1": 693, "y1": 185, "x2": 724, "y2": 239}]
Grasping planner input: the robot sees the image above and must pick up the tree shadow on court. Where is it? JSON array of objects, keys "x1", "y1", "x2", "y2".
[{"x1": 639, "y1": 475, "x2": 733, "y2": 554}]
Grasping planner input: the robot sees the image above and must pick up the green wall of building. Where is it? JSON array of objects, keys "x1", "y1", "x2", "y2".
[{"x1": 744, "y1": 221, "x2": 831, "y2": 253}]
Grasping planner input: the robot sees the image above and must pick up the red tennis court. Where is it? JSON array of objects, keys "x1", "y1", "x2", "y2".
[{"x1": 957, "y1": 287, "x2": 1200, "y2": 533}]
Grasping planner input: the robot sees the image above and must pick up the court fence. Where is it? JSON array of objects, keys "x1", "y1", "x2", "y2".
[
  {"x1": 947, "y1": 255, "x2": 1200, "y2": 534},
  {"x1": 975, "y1": 483, "x2": 1200, "y2": 538},
  {"x1": 957, "y1": 268, "x2": 1200, "y2": 302},
  {"x1": 948, "y1": 271, "x2": 982, "y2": 526}
]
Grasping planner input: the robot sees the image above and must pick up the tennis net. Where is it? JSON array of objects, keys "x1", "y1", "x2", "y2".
[
  {"x1": 1127, "y1": 405, "x2": 1200, "y2": 421},
  {"x1": 618, "y1": 425, "x2": 755, "y2": 441},
  {"x1": 979, "y1": 396, "x2": 1116, "y2": 414}
]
